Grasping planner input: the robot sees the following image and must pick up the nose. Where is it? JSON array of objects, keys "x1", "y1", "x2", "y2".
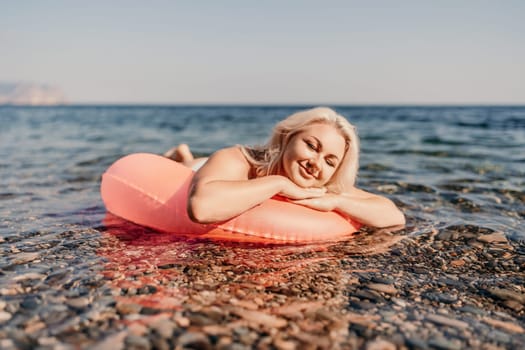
[{"x1": 306, "y1": 156, "x2": 322, "y2": 174}]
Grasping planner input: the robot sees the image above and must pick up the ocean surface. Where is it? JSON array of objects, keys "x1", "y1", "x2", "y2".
[
  {"x1": 0, "y1": 105, "x2": 524, "y2": 347},
  {"x1": 1, "y1": 105, "x2": 523, "y2": 240}
]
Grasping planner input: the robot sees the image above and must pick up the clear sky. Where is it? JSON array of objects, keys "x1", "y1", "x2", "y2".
[{"x1": 1, "y1": 1, "x2": 524, "y2": 104}]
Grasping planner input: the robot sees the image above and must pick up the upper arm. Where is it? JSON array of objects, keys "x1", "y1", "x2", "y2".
[{"x1": 343, "y1": 186, "x2": 380, "y2": 200}]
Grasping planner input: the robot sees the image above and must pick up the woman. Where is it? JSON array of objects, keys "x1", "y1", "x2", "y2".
[{"x1": 165, "y1": 107, "x2": 405, "y2": 228}]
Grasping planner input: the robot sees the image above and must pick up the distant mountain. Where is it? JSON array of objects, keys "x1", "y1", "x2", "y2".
[{"x1": 0, "y1": 82, "x2": 67, "y2": 105}]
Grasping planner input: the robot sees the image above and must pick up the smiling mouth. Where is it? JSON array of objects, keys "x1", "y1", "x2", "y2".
[{"x1": 299, "y1": 164, "x2": 315, "y2": 179}]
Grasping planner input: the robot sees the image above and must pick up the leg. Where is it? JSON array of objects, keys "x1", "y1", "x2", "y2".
[{"x1": 164, "y1": 144, "x2": 194, "y2": 163}]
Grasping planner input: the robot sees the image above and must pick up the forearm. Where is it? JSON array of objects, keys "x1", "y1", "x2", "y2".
[
  {"x1": 188, "y1": 175, "x2": 285, "y2": 223},
  {"x1": 335, "y1": 194, "x2": 405, "y2": 228}
]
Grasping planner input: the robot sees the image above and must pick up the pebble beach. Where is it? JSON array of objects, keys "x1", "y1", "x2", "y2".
[{"x1": 1, "y1": 105, "x2": 523, "y2": 349}]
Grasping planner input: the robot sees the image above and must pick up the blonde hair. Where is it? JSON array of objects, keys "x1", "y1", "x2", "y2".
[{"x1": 241, "y1": 107, "x2": 360, "y2": 192}]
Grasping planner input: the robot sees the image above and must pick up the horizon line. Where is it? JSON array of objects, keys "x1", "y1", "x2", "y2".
[{"x1": 2, "y1": 102, "x2": 525, "y2": 107}]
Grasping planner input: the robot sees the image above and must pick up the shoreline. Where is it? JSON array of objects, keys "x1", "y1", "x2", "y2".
[{"x1": 1, "y1": 225, "x2": 524, "y2": 349}]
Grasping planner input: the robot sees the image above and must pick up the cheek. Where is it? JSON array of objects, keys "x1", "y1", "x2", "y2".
[
  {"x1": 282, "y1": 144, "x2": 300, "y2": 165},
  {"x1": 323, "y1": 166, "x2": 338, "y2": 182},
  {"x1": 280, "y1": 150, "x2": 294, "y2": 176}
]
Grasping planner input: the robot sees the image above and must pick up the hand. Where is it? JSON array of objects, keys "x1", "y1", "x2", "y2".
[
  {"x1": 292, "y1": 193, "x2": 339, "y2": 212},
  {"x1": 277, "y1": 176, "x2": 326, "y2": 200}
]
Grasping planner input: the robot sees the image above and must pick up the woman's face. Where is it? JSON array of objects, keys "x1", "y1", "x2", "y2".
[{"x1": 281, "y1": 123, "x2": 346, "y2": 188}]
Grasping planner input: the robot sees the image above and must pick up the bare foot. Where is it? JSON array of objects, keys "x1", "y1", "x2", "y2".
[{"x1": 164, "y1": 144, "x2": 194, "y2": 163}]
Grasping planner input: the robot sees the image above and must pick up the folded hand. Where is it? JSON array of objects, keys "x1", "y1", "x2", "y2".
[
  {"x1": 278, "y1": 177, "x2": 326, "y2": 200},
  {"x1": 292, "y1": 194, "x2": 339, "y2": 211}
]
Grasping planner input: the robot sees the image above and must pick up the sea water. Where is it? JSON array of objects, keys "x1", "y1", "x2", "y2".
[
  {"x1": 1, "y1": 105, "x2": 523, "y2": 240},
  {"x1": 0, "y1": 105, "x2": 524, "y2": 347}
]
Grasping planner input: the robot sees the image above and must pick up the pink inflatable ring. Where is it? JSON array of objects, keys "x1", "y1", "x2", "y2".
[{"x1": 100, "y1": 153, "x2": 361, "y2": 243}]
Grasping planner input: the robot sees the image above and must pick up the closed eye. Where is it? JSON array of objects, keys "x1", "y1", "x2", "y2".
[
  {"x1": 325, "y1": 158, "x2": 336, "y2": 167},
  {"x1": 305, "y1": 139, "x2": 317, "y2": 150}
]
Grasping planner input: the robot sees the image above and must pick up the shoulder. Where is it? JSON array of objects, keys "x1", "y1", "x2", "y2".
[
  {"x1": 194, "y1": 146, "x2": 251, "y2": 180},
  {"x1": 209, "y1": 146, "x2": 249, "y2": 165}
]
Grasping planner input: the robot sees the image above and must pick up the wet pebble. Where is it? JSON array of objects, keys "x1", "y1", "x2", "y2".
[
  {"x1": 66, "y1": 297, "x2": 90, "y2": 310},
  {"x1": 0, "y1": 311, "x2": 12, "y2": 324},
  {"x1": 124, "y1": 334, "x2": 151, "y2": 350},
  {"x1": 371, "y1": 276, "x2": 395, "y2": 285},
  {"x1": 486, "y1": 287, "x2": 525, "y2": 304},
  {"x1": 10, "y1": 252, "x2": 40, "y2": 265},
  {"x1": 350, "y1": 300, "x2": 377, "y2": 310},
  {"x1": 20, "y1": 296, "x2": 41, "y2": 309},
  {"x1": 427, "y1": 337, "x2": 462, "y2": 350},
  {"x1": 150, "y1": 318, "x2": 176, "y2": 338},
  {"x1": 423, "y1": 292, "x2": 458, "y2": 304},
  {"x1": 353, "y1": 289, "x2": 384, "y2": 302},
  {"x1": 458, "y1": 305, "x2": 487, "y2": 316},
  {"x1": 483, "y1": 316, "x2": 525, "y2": 334},
  {"x1": 365, "y1": 338, "x2": 396, "y2": 350},
  {"x1": 12, "y1": 272, "x2": 46, "y2": 282},
  {"x1": 176, "y1": 332, "x2": 211, "y2": 349},
  {"x1": 116, "y1": 302, "x2": 142, "y2": 315},
  {"x1": 231, "y1": 308, "x2": 287, "y2": 328},
  {"x1": 477, "y1": 232, "x2": 508, "y2": 244},
  {"x1": 425, "y1": 314, "x2": 469, "y2": 330},
  {"x1": 366, "y1": 283, "x2": 397, "y2": 295}
]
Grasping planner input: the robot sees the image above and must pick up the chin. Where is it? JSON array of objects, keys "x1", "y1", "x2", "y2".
[
  {"x1": 285, "y1": 165, "x2": 313, "y2": 188},
  {"x1": 292, "y1": 178, "x2": 309, "y2": 188},
  {"x1": 292, "y1": 171, "x2": 313, "y2": 188}
]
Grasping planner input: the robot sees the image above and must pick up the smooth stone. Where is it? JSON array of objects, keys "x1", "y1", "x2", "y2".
[
  {"x1": 427, "y1": 337, "x2": 461, "y2": 350},
  {"x1": 477, "y1": 232, "x2": 508, "y2": 244},
  {"x1": 366, "y1": 339, "x2": 396, "y2": 350},
  {"x1": 21, "y1": 297, "x2": 40, "y2": 309},
  {"x1": 273, "y1": 337, "x2": 296, "y2": 350},
  {"x1": 486, "y1": 287, "x2": 525, "y2": 304},
  {"x1": 174, "y1": 315, "x2": 190, "y2": 327},
  {"x1": 391, "y1": 298, "x2": 408, "y2": 307},
  {"x1": 37, "y1": 337, "x2": 59, "y2": 346},
  {"x1": 0, "y1": 339, "x2": 16, "y2": 350},
  {"x1": 5, "y1": 329, "x2": 32, "y2": 349},
  {"x1": 116, "y1": 302, "x2": 142, "y2": 315},
  {"x1": 367, "y1": 283, "x2": 398, "y2": 295},
  {"x1": 150, "y1": 319, "x2": 176, "y2": 338},
  {"x1": 45, "y1": 268, "x2": 72, "y2": 286},
  {"x1": 150, "y1": 338, "x2": 170, "y2": 350},
  {"x1": 66, "y1": 297, "x2": 90, "y2": 309},
  {"x1": 371, "y1": 276, "x2": 395, "y2": 285},
  {"x1": 483, "y1": 316, "x2": 525, "y2": 334},
  {"x1": 503, "y1": 299, "x2": 524, "y2": 312},
  {"x1": 140, "y1": 307, "x2": 162, "y2": 315},
  {"x1": 425, "y1": 314, "x2": 469, "y2": 330},
  {"x1": 10, "y1": 252, "x2": 40, "y2": 265},
  {"x1": 176, "y1": 332, "x2": 211, "y2": 350},
  {"x1": 230, "y1": 308, "x2": 287, "y2": 328},
  {"x1": 186, "y1": 312, "x2": 216, "y2": 326},
  {"x1": 486, "y1": 329, "x2": 512, "y2": 344},
  {"x1": 350, "y1": 300, "x2": 377, "y2": 310},
  {"x1": 405, "y1": 337, "x2": 429, "y2": 349},
  {"x1": 353, "y1": 289, "x2": 384, "y2": 302},
  {"x1": 424, "y1": 292, "x2": 458, "y2": 304},
  {"x1": 12, "y1": 272, "x2": 46, "y2": 282},
  {"x1": 124, "y1": 335, "x2": 151, "y2": 350},
  {"x1": 137, "y1": 285, "x2": 157, "y2": 295},
  {"x1": 437, "y1": 278, "x2": 463, "y2": 288},
  {"x1": 458, "y1": 305, "x2": 487, "y2": 316},
  {"x1": 128, "y1": 323, "x2": 148, "y2": 337},
  {"x1": 0, "y1": 311, "x2": 12, "y2": 324},
  {"x1": 39, "y1": 309, "x2": 70, "y2": 325},
  {"x1": 410, "y1": 266, "x2": 427, "y2": 274}
]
